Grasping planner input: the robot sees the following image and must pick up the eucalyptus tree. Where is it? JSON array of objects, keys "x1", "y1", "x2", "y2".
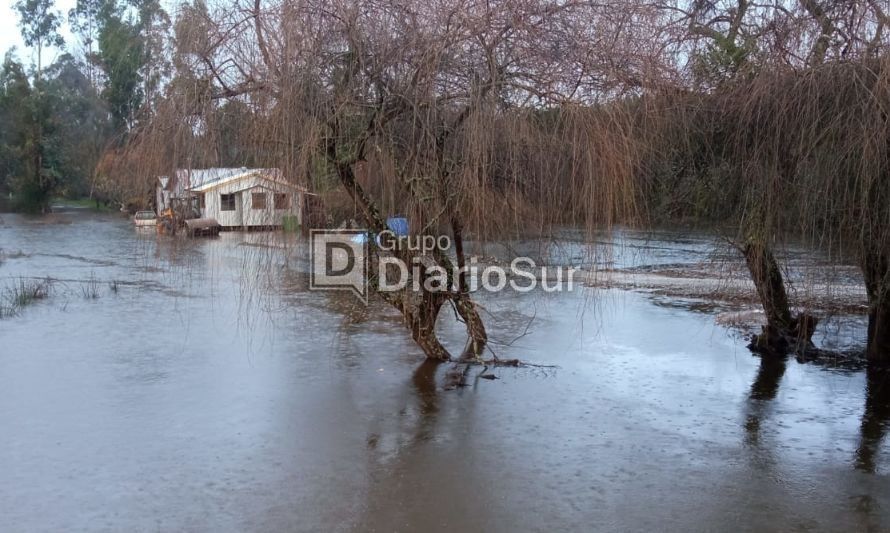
[
  {"x1": 12, "y1": 0, "x2": 67, "y2": 211},
  {"x1": 69, "y1": 0, "x2": 103, "y2": 86},
  {"x1": 0, "y1": 53, "x2": 32, "y2": 196},
  {"x1": 14, "y1": 0, "x2": 65, "y2": 81}
]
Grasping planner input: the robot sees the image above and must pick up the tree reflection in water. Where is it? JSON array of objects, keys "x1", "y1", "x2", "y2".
[
  {"x1": 855, "y1": 365, "x2": 890, "y2": 473},
  {"x1": 744, "y1": 355, "x2": 787, "y2": 448}
]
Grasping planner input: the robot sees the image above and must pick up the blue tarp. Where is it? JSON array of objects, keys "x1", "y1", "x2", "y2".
[
  {"x1": 386, "y1": 216, "x2": 408, "y2": 236},
  {"x1": 350, "y1": 216, "x2": 408, "y2": 245}
]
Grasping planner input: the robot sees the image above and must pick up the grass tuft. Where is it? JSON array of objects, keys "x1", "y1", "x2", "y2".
[
  {"x1": 81, "y1": 273, "x2": 101, "y2": 299},
  {"x1": 1, "y1": 277, "x2": 52, "y2": 318}
]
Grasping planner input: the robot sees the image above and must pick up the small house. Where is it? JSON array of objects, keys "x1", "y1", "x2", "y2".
[{"x1": 156, "y1": 168, "x2": 306, "y2": 230}]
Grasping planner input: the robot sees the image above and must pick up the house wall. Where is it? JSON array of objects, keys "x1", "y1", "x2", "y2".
[
  {"x1": 200, "y1": 176, "x2": 303, "y2": 228},
  {"x1": 156, "y1": 188, "x2": 169, "y2": 211},
  {"x1": 201, "y1": 189, "x2": 235, "y2": 226},
  {"x1": 156, "y1": 176, "x2": 186, "y2": 212}
]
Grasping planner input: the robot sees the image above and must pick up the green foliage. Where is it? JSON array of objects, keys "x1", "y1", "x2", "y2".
[
  {"x1": 14, "y1": 0, "x2": 65, "y2": 51},
  {"x1": 14, "y1": 0, "x2": 65, "y2": 75},
  {"x1": 96, "y1": 0, "x2": 145, "y2": 131},
  {"x1": 0, "y1": 52, "x2": 110, "y2": 211},
  {"x1": 84, "y1": 0, "x2": 170, "y2": 133},
  {"x1": 43, "y1": 54, "x2": 111, "y2": 196},
  {"x1": 69, "y1": 0, "x2": 103, "y2": 45},
  {"x1": 1, "y1": 0, "x2": 170, "y2": 211},
  {"x1": 691, "y1": 35, "x2": 756, "y2": 89},
  {"x1": 0, "y1": 52, "x2": 51, "y2": 211},
  {"x1": 11, "y1": 82, "x2": 63, "y2": 211},
  {"x1": 0, "y1": 52, "x2": 32, "y2": 196}
]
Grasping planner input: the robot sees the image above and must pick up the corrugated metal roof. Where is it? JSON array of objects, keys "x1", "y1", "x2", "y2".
[
  {"x1": 178, "y1": 167, "x2": 263, "y2": 189},
  {"x1": 158, "y1": 168, "x2": 307, "y2": 194}
]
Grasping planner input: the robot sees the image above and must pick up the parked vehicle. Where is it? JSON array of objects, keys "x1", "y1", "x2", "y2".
[{"x1": 134, "y1": 211, "x2": 157, "y2": 227}]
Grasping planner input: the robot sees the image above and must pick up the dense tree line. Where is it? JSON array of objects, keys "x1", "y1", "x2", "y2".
[{"x1": 0, "y1": 0, "x2": 168, "y2": 211}]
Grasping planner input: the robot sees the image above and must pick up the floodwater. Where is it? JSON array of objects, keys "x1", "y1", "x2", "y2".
[{"x1": 0, "y1": 211, "x2": 888, "y2": 532}]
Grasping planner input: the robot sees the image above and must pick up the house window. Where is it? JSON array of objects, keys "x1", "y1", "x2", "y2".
[
  {"x1": 252, "y1": 192, "x2": 267, "y2": 210},
  {"x1": 274, "y1": 193, "x2": 289, "y2": 210},
  {"x1": 198, "y1": 194, "x2": 205, "y2": 209},
  {"x1": 220, "y1": 193, "x2": 236, "y2": 211}
]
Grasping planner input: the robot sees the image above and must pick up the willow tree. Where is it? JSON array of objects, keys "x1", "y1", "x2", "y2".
[
  {"x1": 637, "y1": 58, "x2": 890, "y2": 361},
  {"x1": 640, "y1": 61, "x2": 890, "y2": 361},
  {"x1": 638, "y1": 0, "x2": 890, "y2": 357},
  {"x1": 723, "y1": 60, "x2": 890, "y2": 362},
  {"x1": 118, "y1": 0, "x2": 644, "y2": 361}
]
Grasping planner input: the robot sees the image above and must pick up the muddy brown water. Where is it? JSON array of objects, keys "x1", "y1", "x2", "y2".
[{"x1": 0, "y1": 211, "x2": 888, "y2": 532}]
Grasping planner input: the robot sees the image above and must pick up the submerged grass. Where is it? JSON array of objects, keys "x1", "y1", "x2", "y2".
[
  {"x1": 0, "y1": 274, "x2": 123, "y2": 317},
  {"x1": 0, "y1": 277, "x2": 52, "y2": 318},
  {"x1": 81, "y1": 273, "x2": 101, "y2": 299}
]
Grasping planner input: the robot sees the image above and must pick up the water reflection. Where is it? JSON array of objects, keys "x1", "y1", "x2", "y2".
[
  {"x1": 412, "y1": 359, "x2": 441, "y2": 416},
  {"x1": 744, "y1": 355, "x2": 787, "y2": 448},
  {"x1": 745, "y1": 354, "x2": 890, "y2": 476},
  {"x1": 4, "y1": 213, "x2": 890, "y2": 530},
  {"x1": 364, "y1": 359, "x2": 444, "y2": 462},
  {"x1": 855, "y1": 365, "x2": 890, "y2": 473}
]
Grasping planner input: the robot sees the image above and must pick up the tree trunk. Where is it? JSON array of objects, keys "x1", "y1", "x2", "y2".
[
  {"x1": 435, "y1": 221, "x2": 488, "y2": 360},
  {"x1": 744, "y1": 241, "x2": 792, "y2": 330},
  {"x1": 743, "y1": 240, "x2": 794, "y2": 355},
  {"x1": 454, "y1": 293, "x2": 488, "y2": 360},
  {"x1": 408, "y1": 293, "x2": 451, "y2": 361},
  {"x1": 862, "y1": 246, "x2": 890, "y2": 363},
  {"x1": 866, "y1": 302, "x2": 890, "y2": 363},
  {"x1": 329, "y1": 154, "x2": 487, "y2": 361}
]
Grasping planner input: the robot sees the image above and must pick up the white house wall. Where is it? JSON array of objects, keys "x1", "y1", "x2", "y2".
[
  {"x1": 201, "y1": 175, "x2": 302, "y2": 228},
  {"x1": 156, "y1": 189, "x2": 169, "y2": 211}
]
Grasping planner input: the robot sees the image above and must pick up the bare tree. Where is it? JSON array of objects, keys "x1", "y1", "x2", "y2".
[{"x1": 122, "y1": 0, "x2": 646, "y2": 361}]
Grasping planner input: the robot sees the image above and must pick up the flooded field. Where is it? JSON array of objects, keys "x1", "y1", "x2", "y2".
[{"x1": 1, "y1": 211, "x2": 888, "y2": 531}]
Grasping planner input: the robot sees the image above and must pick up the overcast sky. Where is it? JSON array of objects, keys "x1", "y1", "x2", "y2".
[{"x1": 1, "y1": 0, "x2": 78, "y2": 66}]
